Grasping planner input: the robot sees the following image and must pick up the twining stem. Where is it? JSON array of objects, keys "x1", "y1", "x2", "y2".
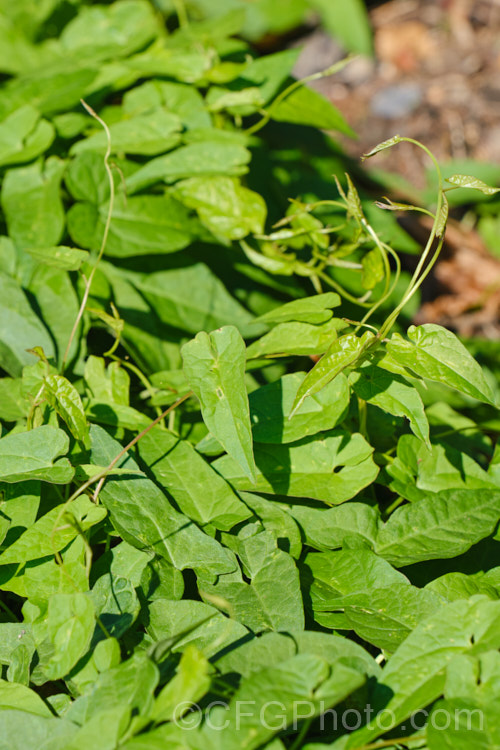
[
  {"x1": 355, "y1": 221, "x2": 402, "y2": 332},
  {"x1": 377, "y1": 138, "x2": 445, "y2": 339},
  {"x1": 61, "y1": 100, "x2": 115, "y2": 372},
  {"x1": 316, "y1": 269, "x2": 373, "y2": 307}
]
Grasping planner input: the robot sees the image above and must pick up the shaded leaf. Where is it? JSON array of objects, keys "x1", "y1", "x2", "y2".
[
  {"x1": 375, "y1": 488, "x2": 500, "y2": 567},
  {"x1": 213, "y1": 428, "x2": 378, "y2": 504},
  {"x1": 350, "y1": 363, "x2": 430, "y2": 446}
]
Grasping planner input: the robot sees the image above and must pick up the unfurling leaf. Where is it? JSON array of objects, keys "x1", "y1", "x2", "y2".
[
  {"x1": 291, "y1": 330, "x2": 375, "y2": 416},
  {"x1": 362, "y1": 135, "x2": 404, "y2": 159}
]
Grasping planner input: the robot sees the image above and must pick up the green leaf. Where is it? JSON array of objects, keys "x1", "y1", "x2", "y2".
[
  {"x1": 69, "y1": 652, "x2": 159, "y2": 725},
  {"x1": 65, "y1": 151, "x2": 111, "y2": 204},
  {"x1": 25, "y1": 245, "x2": 89, "y2": 271},
  {"x1": 0, "y1": 15, "x2": 42, "y2": 75},
  {"x1": 344, "y1": 173, "x2": 365, "y2": 224},
  {"x1": 151, "y1": 645, "x2": 211, "y2": 723},
  {"x1": 0, "y1": 681, "x2": 52, "y2": 716},
  {"x1": 0, "y1": 64, "x2": 98, "y2": 119},
  {"x1": 291, "y1": 331, "x2": 375, "y2": 415},
  {"x1": 305, "y1": 549, "x2": 441, "y2": 650},
  {"x1": 0, "y1": 481, "x2": 40, "y2": 553},
  {"x1": 361, "y1": 247, "x2": 384, "y2": 289},
  {"x1": 122, "y1": 80, "x2": 211, "y2": 131},
  {"x1": 137, "y1": 426, "x2": 251, "y2": 530},
  {"x1": 59, "y1": 0, "x2": 160, "y2": 62},
  {"x1": 306, "y1": 548, "x2": 406, "y2": 599},
  {"x1": 0, "y1": 272, "x2": 55, "y2": 377},
  {"x1": 182, "y1": 326, "x2": 257, "y2": 482},
  {"x1": 0, "y1": 425, "x2": 74, "y2": 484},
  {"x1": 100, "y1": 268, "x2": 183, "y2": 373},
  {"x1": 270, "y1": 84, "x2": 355, "y2": 136},
  {"x1": 126, "y1": 141, "x2": 251, "y2": 193},
  {"x1": 213, "y1": 429, "x2": 378, "y2": 504},
  {"x1": 215, "y1": 627, "x2": 379, "y2": 680},
  {"x1": 1, "y1": 158, "x2": 66, "y2": 249},
  {"x1": 206, "y1": 86, "x2": 265, "y2": 115},
  {"x1": 349, "y1": 363, "x2": 430, "y2": 446},
  {"x1": 426, "y1": 572, "x2": 500, "y2": 602},
  {"x1": 71, "y1": 108, "x2": 182, "y2": 156},
  {"x1": 428, "y1": 695, "x2": 500, "y2": 750},
  {"x1": 240, "y1": 491, "x2": 303, "y2": 558},
  {"x1": 202, "y1": 530, "x2": 304, "y2": 633},
  {"x1": 146, "y1": 599, "x2": 249, "y2": 660},
  {"x1": 387, "y1": 324, "x2": 497, "y2": 406},
  {"x1": 134, "y1": 263, "x2": 261, "y2": 337},
  {"x1": 0, "y1": 495, "x2": 105, "y2": 566},
  {"x1": 174, "y1": 176, "x2": 267, "y2": 241},
  {"x1": 254, "y1": 292, "x2": 341, "y2": 326},
  {"x1": 90, "y1": 574, "x2": 140, "y2": 639},
  {"x1": 246, "y1": 319, "x2": 345, "y2": 359},
  {"x1": 345, "y1": 599, "x2": 500, "y2": 748},
  {"x1": 0, "y1": 378, "x2": 28, "y2": 421},
  {"x1": 249, "y1": 371, "x2": 350, "y2": 443},
  {"x1": 44, "y1": 374, "x2": 89, "y2": 444},
  {"x1": 84, "y1": 357, "x2": 130, "y2": 406},
  {"x1": 375, "y1": 488, "x2": 500, "y2": 567},
  {"x1": 89, "y1": 425, "x2": 236, "y2": 577},
  {"x1": 26, "y1": 266, "x2": 82, "y2": 370},
  {"x1": 67, "y1": 193, "x2": 198, "y2": 257},
  {"x1": 446, "y1": 173, "x2": 500, "y2": 195},
  {"x1": 63, "y1": 707, "x2": 131, "y2": 750},
  {"x1": 44, "y1": 593, "x2": 95, "y2": 680},
  {"x1": 85, "y1": 401, "x2": 150, "y2": 432},
  {"x1": 363, "y1": 135, "x2": 405, "y2": 159},
  {"x1": 0, "y1": 105, "x2": 54, "y2": 167},
  {"x1": 338, "y1": 584, "x2": 442, "y2": 652},
  {"x1": 387, "y1": 434, "x2": 493, "y2": 497},
  {"x1": 230, "y1": 48, "x2": 300, "y2": 106},
  {"x1": 0, "y1": 711, "x2": 77, "y2": 749},
  {"x1": 310, "y1": 0, "x2": 373, "y2": 55},
  {"x1": 288, "y1": 502, "x2": 379, "y2": 552},
  {"x1": 435, "y1": 193, "x2": 449, "y2": 238},
  {"x1": 203, "y1": 653, "x2": 364, "y2": 750}
]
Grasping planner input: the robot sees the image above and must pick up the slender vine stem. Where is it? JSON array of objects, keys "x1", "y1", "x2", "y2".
[
  {"x1": 61, "y1": 100, "x2": 115, "y2": 372},
  {"x1": 376, "y1": 138, "x2": 445, "y2": 339}
]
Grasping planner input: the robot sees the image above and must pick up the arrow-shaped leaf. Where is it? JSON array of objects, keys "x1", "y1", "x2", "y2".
[{"x1": 181, "y1": 326, "x2": 256, "y2": 481}]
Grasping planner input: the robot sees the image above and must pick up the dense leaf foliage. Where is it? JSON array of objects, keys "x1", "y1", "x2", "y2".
[{"x1": 0, "y1": 2, "x2": 500, "y2": 749}]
